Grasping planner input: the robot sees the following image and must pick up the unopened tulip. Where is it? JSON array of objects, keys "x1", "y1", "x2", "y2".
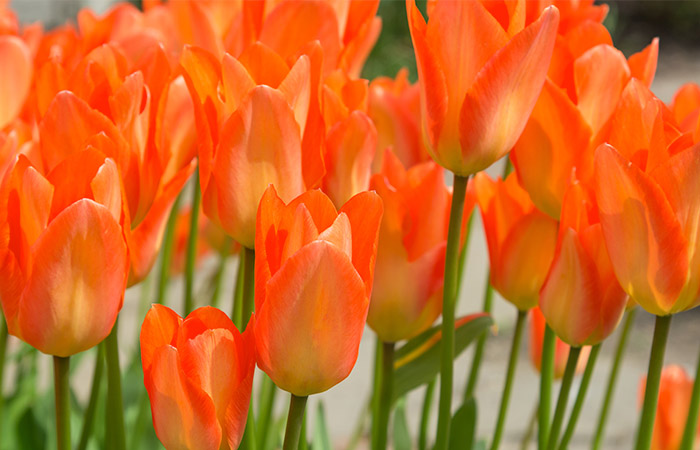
[
  {"x1": 639, "y1": 365, "x2": 698, "y2": 450},
  {"x1": 407, "y1": 0, "x2": 559, "y2": 176},
  {"x1": 141, "y1": 305, "x2": 255, "y2": 450},
  {"x1": 539, "y1": 183, "x2": 628, "y2": 347},
  {"x1": 529, "y1": 307, "x2": 590, "y2": 379},
  {"x1": 254, "y1": 185, "x2": 382, "y2": 396},
  {"x1": 474, "y1": 172, "x2": 558, "y2": 311},
  {"x1": 0, "y1": 152, "x2": 128, "y2": 357},
  {"x1": 368, "y1": 151, "x2": 459, "y2": 343}
]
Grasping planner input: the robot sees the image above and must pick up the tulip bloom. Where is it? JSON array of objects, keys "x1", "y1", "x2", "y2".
[
  {"x1": 528, "y1": 307, "x2": 590, "y2": 379},
  {"x1": 254, "y1": 185, "x2": 382, "y2": 396},
  {"x1": 539, "y1": 183, "x2": 628, "y2": 347},
  {"x1": 368, "y1": 151, "x2": 459, "y2": 343},
  {"x1": 0, "y1": 152, "x2": 128, "y2": 357},
  {"x1": 594, "y1": 140, "x2": 700, "y2": 316},
  {"x1": 180, "y1": 43, "x2": 314, "y2": 248},
  {"x1": 511, "y1": 28, "x2": 658, "y2": 219},
  {"x1": 141, "y1": 305, "x2": 255, "y2": 450},
  {"x1": 669, "y1": 83, "x2": 700, "y2": 136},
  {"x1": 368, "y1": 68, "x2": 430, "y2": 172},
  {"x1": 639, "y1": 365, "x2": 698, "y2": 450},
  {"x1": 474, "y1": 172, "x2": 558, "y2": 311},
  {"x1": 407, "y1": 0, "x2": 559, "y2": 176}
]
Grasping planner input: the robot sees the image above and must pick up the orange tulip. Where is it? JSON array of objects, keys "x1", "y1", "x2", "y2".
[
  {"x1": 0, "y1": 152, "x2": 128, "y2": 357},
  {"x1": 639, "y1": 365, "x2": 698, "y2": 450},
  {"x1": 474, "y1": 172, "x2": 558, "y2": 311},
  {"x1": 254, "y1": 185, "x2": 382, "y2": 396},
  {"x1": 593, "y1": 81, "x2": 700, "y2": 317},
  {"x1": 140, "y1": 304, "x2": 255, "y2": 450},
  {"x1": 180, "y1": 43, "x2": 315, "y2": 248},
  {"x1": 368, "y1": 68, "x2": 430, "y2": 173},
  {"x1": 34, "y1": 43, "x2": 198, "y2": 285},
  {"x1": 539, "y1": 182, "x2": 628, "y2": 346},
  {"x1": 368, "y1": 151, "x2": 460, "y2": 343},
  {"x1": 511, "y1": 19, "x2": 658, "y2": 218},
  {"x1": 528, "y1": 307, "x2": 590, "y2": 379},
  {"x1": 407, "y1": 0, "x2": 559, "y2": 176}
]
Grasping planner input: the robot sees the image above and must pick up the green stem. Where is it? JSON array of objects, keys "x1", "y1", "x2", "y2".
[
  {"x1": 184, "y1": 170, "x2": 202, "y2": 316},
  {"x1": 239, "y1": 399, "x2": 258, "y2": 450},
  {"x1": 233, "y1": 252, "x2": 245, "y2": 327},
  {"x1": 210, "y1": 237, "x2": 232, "y2": 308},
  {"x1": 77, "y1": 345, "x2": 105, "y2": 450},
  {"x1": 546, "y1": 346, "x2": 582, "y2": 450},
  {"x1": 374, "y1": 342, "x2": 395, "y2": 450},
  {"x1": 635, "y1": 315, "x2": 673, "y2": 450},
  {"x1": 299, "y1": 410, "x2": 308, "y2": 450},
  {"x1": 521, "y1": 403, "x2": 538, "y2": 450},
  {"x1": 283, "y1": 395, "x2": 308, "y2": 450},
  {"x1": 237, "y1": 246, "x2": 257, "y2": 450},
  {"x1": 54, "y1": 356, "x2": 71, "y2": 450},
  {"x1": 155, "y1": 193, "x2": 182, "y2": 306},
  {"x1": 592, "y1": 308, "x2": 636, "y2": 450},
  {"x1": 465, "y1": 277, "x2": 494, "y2": 400},
  {"x1": 490, "y1": 310, "x2": 527, "y2": 450},
  {"x1": 419, "y1": 379, "x2": 437, "y2": 450},
  {"x1": 557, "y1": 344, "x2": 601, "y2": 450},
  {"x1": 680, "y1": 338, "x2": 700, "y2": 450},
  {"x1": 241, "y1": 247, "x2": 255, "y2": 330},
  {"x1": 257, "y1": 375, "x2": 278, "y2": 450},
  {"x1": 538, "y1": 325, "x2": 556, "y2": 450},
  {"x1": 105, "y1": 321, "x2": 126, "y2": 450},
  {"x1": 371, "y1": 338, "x2": 383, "y2": 450},
  {"x1": 0, "y1": 316, "x2": 7, "y2": 422},
  {"x1": 435, "y1": 174, "x2": 469, "y2": 450}
]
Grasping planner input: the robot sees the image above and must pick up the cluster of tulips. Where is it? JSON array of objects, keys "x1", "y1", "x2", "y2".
[{"x1": 1, "y1": 0, "x2": 700, "y2": 449}]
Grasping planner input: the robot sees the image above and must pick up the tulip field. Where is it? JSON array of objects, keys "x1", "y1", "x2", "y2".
[{"x1": 3, "y1": 0, "x2": 700, "y2": 449}]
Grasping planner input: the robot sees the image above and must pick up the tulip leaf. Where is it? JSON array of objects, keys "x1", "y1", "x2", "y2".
[
  {"x1": 393, "y1": 397, "x2": 412, "y2": 450},
  {"x1": 393, "y1": 314, "x2": 492, "y2": 402},
  {"x1": 312, "y1": 402, "x2": 332, "y2": 450},
  {"x1": 16, "y1": 407, "x2": 47, "y2": 450},
  {"x1": 449, "y1": 398, "x2": 477, "y2": 450}
]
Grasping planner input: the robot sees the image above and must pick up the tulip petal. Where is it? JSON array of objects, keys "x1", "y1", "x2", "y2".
[
  {"x1": 650, "y1": 143, "x2": 700, "y2": 312},
  {"x1": 213, "y1": 85, "x2": 305, "y2": 248},
  {"x1": 574, "y1": 44, "x2": 630, "y2": 135},
  {"x1": 140, "y1": 304, "x2": 182, "y2": 373},
  {"x1": 322, "y1": 111, "x2": 377, "y2": 207},
  {"x1": 19, "y1": 199, "x2": 128, "y2": 356},
  {"x1": 628, "y1": 38, "x2": 659, "y2": 88},
  {"x1": 339, "y1": 191, "x2": 383, "y2": 297},
  {"x1": 406, "y1": 0, "x2": 448, "y2": 152},
  {"x1": 0, "y1": 36, "x2": 32, "y2": 129},
  {"x1": 127, "y1": 161, "x2": 196, "y2": 285},
  {"x1": 458, "y1": 6, "x2": 559, "y2": 175},
  {"x1": 146, "y1": 345, "x2": 221, "y2": 450},
  {"x1": 595, "y1": 144, "x2": 688, "y2": 315},
  {"x1": 255, "y1": 241, "x2": 366, "y2": 396},
  {"x1": 39, "y1": 91, "x2": 131, "y2": 172},
  {"x1": 511, "y1": 79, "x2": 592, "y2": 218}
]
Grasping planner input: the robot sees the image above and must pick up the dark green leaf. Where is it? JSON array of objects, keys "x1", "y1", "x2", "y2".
[
  {"x1": 393, "y1": 398, "x2": 412, "y2": 450},
  {"x1": 448, "y1": 398, "x2": 477, "y2": 450},
  {"x1": 393, "y1": 315, "x2": 492, "y2": 402}
]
